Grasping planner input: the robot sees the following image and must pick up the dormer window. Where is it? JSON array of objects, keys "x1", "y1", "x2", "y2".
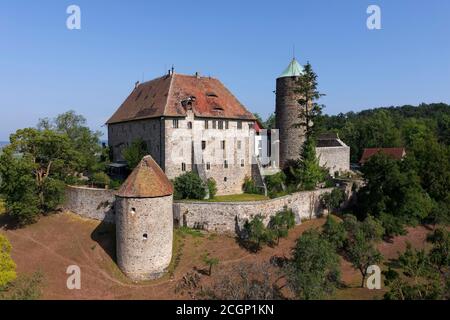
[{"x1": 206, "y1": 92, "x2": 218, "y2": 98}]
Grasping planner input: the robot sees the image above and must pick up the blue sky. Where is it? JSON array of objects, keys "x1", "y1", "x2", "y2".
[{"x1": 1, "y1": 0, "x2": 449, "y2": 140}]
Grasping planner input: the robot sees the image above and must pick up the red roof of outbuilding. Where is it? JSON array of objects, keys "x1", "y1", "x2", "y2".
[
  {"x1": 360, "y1": 148, "x2": 406, "y2": 164},
  {"x1": 107, "y1": 73, "x2": 256, "y2": 124}
]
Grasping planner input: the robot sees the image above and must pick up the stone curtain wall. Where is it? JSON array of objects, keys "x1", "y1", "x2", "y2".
[
  {"x1": 173, "y1": 188, "x2": 333, "y2": 233},
  {"x1": 316, "y1": 146, "x2": 351, "y2": 176},
  {"x1": 64, "y1": 186, "x2": 115, "y2": 223}
]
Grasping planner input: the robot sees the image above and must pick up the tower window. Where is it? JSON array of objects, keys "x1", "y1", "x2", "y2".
[
  {"x1": 224, "y1": 177, "x2": 227, "y2": 182},
  {"x1": 218, "y1": 120, "x2": 224, "y2": 130},
  {"x1": 212, "y1": 120, "x2": 217, "y2": 129},
  {"x1": 237, "y1": 121, "x2": 242, "y2": 129},
  {"x1": 181, "y1": 163, "x2": 186, "y2": 171},
  {"x1": 241, "y1": 159, "x2": 245, "y2": 167},
  {"x1": 205, "y1": 120, "x2": 209, "y2": 129},
  {"x1": 225, "y1": 120, "x2": 229, "y2": 129},
  {"x1": 173, "y1": 119, "x2": 179, "y2": 128},
  {"x1": 202, "y1": 141, "x2": 206, "y2": 150},
  {"x1": 187, "y1": 121, "x2": 192, "y2": 129},
  {"x1": 224, "y1": 160, "x2": 228, "y2": 169},
  {"x1": 143, "y1": 233, "x2": 148, "y2": 240},
  {"x1": 221, "y1": 140, "x2": 226, "y2": 149},
  {"x1": 130, "y1": 208, "x2": 136, "y2": 216},
  {"x1": 206, "y1": 162, "x2": 211, "y2": 170}
]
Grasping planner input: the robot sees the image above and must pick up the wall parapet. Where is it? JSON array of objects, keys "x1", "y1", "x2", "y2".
[
  {"x1": 64, "y1": 185, "x2": 115, "y2": 223},
  {"x1": 173, "y1": 188, "x2": 334, "y2": 233}
]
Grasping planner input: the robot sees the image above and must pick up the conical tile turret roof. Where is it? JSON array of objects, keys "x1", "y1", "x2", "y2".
[{"x1": 117, "y1": 155, "x2": 173, "y2": 198}]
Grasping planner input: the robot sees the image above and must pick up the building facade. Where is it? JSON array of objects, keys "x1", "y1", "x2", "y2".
[{"x1": 107, "y1": 72, "x2": 259, "y2": 195}]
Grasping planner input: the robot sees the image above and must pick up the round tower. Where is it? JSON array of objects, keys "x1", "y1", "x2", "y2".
[
  {"x1": 115, "y1": 155, "x2": 174, "y2": 281},
  {"x1": 275, "y1": 58, "x2": 305, "y2": 168}
]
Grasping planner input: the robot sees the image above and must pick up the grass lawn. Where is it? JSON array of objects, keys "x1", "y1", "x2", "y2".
[{"x1": 193, "y1": 193, "x2": 269, "y2": 202}]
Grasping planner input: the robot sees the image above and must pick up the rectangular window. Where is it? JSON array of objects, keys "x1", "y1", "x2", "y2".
[
  {"x1": 212, "y1": 120, "x2": 217, "y2": 129},
  {"x1": 241, "y1": 159, "x2": 245, "y2": 167},
  {"x1": 224, "y1": 160, "x2": 228, "y2": 169},
  {"x1": 218, "y1": 120, "x2": 224, "y2": 130},
  {"x1": 206, "y1": 162, "x2": 211, "y2": 170},
  {"x1": 237, "y1": 121, "x2": 242, "y2": 129},
  {"x1": 221, "y1": 140, "x2": 226, "y2": 149},
  {"x1": 201, "y1": 141, "x2": 206, "y2": 150},
  {"x1": 187, "y1": 121, "x2": 192, "y2": 129},
  {"x1": 173, "y1": 119, "x2": 179, "y2": 128},
  {"x1": 249, "y1": 123, "x2": 254, "y2": 130},
  {"x1": 225, "y1": 120, "x2": 229, "y2": 129},
  {"x1": 237, "y1": 140, "x2": 242, "y2": 149},
  {"x1": 205, "y1": 120, "x2": 209, "y2": 129},
  {"x1": 181, "y1": 162, "x2": 186, "y2": 171}
]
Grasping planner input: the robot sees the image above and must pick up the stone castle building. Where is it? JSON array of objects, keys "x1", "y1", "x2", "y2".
[
  {"x1": 275, "y1": 58, "x2": 350, "y2": 175},
  {"x1": 107, "y1": 58, "x2": 350, "y2": 196},
  {"x1": 107, "y1": 72, "x2": 260, "y2": 195},
  {"x1": 115, "y1": 155, "x2": 174, "y2": 281}
]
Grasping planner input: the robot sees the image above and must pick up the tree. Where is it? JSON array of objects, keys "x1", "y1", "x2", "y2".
[
  {"x1": 426, "y1": 228, "x2": 450, "y2": 272},
  {"x1": 207, "y1": 178, "x2": 217, "y2": 199},
  {"x1": 268, "y1": 207, "x2": 295, "y2": 244},
  {"x1": 242, "y1": 215, "x2": 273, "y2": 252},
  {"x1": 320, "y1": 188, "x2": 345, "y2": 213},
  {"x1": 37, "y1": 110, "x2": 105, "y2": 173},
  {"x1": 0, "y1": 128, "x2": 78, "y2": 224},
  {"x1": 384, "y1": 243, "x2": 445, "y2": 300},
  {"x1": 0, "y1": 234, "x2": 16, "y2": 290},
  {"x1": 343, "y1": 215, "x2": 384, "y2": 287},
  {"x1": 290, "y1": 138, "x2": 326, "y2": 190},
  {"x1": 122, "y1": 138, "x2": 148, "y2": 170},
  {"x1": 287, "y1": 229, "x2": 341, "y2": 299},
  {"x1": 294, "y1": 62, "x2": 325, "y2": 138},
  {"x1": 201, "y1": 262, "x2": 283, "y2": 300},
  {"x1": 173, "y1": 171, "x2": 206, "y2": 200},
  {"x1": 321, "y1": 215, "x2": 347, "y2": 251},
  {"x1": 201, "y1": 252, "x2": 219, "y2": 276}
]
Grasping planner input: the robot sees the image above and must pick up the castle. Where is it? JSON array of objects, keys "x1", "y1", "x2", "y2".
[
  {"x1": 107, "y1": 58, "x2": 350, "y2": 195},
  {"x1": 105, "y1": 58, "x2": 351, "y2": 280}
]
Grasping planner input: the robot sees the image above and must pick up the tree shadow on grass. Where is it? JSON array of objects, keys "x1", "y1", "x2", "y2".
[{"x1": 91, "y1": 219, "x2": 116, "y2": 262}]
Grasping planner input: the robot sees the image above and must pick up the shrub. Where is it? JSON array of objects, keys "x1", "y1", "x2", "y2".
[
  {"x1": 264, "y1": 172, "x2": 286, "y2": 195},
  {"x1": 91, "y1": 172, "x2": 111, "y2": 188},
  {"x1": 268, "y1": 207, "x2": 296, "y2": 244},
  {"x1": 320, "y1": 188, "x2": 345, "y2": 213},
  {"x1": 0, "y1": 235, "x2": 16, "y2": 290},
  {"x1": 243, "y1": 176, "x2": 263, "y2": 195},
  {"x1": 242, "y1": 215, "x2": 273, "y2": 252},
  {"x1": 207, "y1": 178, "x2": 217, "y2": 199},
  {"x1": 173, "y1": 172, "x2": 206, "y2": 200},
  {"x1": 201, "y1": 252, "x2": 219, "y2": 276},
  {"x1": 321, "y1": 215, "x2": 347, "y2": 250},
  {"x1": 109, "y1": 179, "x2": 123, "y2": 190}
]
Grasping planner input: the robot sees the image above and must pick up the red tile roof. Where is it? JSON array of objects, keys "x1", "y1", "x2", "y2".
[
  {"x1": 116, "y1": 155, "x2": 173, "y2": 198},
  {"x1": 360, "y1": 148, "x2": 406, "y2": 164},
  {"x1": 107, "y1": 73, "x2": 255, "y2": 124}
]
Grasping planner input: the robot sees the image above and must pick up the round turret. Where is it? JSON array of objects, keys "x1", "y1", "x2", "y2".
[
  {"x1": 115, "y1": 155, "x2": 174, "y2": 281},
  {"x1": 275, "y1": 58, "x2": 306, "y2": 168}
]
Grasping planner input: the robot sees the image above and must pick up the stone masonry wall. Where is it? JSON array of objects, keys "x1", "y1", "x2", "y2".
[
  {"x1": 316, "y1": 145, "x2": 350, "y2": 176},
  {"x1": 64, "y1": 186, "x2": 116, "y2": 223},
  {"x1": 173, "y1": 188, "x2": 333, "y2": 233}
]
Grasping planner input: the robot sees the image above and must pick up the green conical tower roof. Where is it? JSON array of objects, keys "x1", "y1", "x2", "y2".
[{"x1": 278, "y1": 58, "x2": 303, "y2": 78}]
